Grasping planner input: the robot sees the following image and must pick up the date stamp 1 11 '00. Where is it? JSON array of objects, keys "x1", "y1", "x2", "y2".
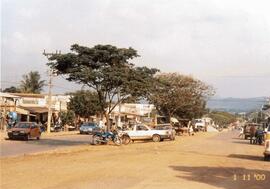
[{"x1": 233, "y1": 173, "x2": 266, "y2": 181}]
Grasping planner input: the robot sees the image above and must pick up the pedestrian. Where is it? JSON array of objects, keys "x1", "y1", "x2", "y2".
[
  {"x1": 187, "y1": 121, "x2": 194, "y2": 136},
  {"x1": 238, "y1": 127, "x2": 244, "y2": 138},
  {"x1": 250, "y1": 125, "x2": 256, "y2": 144}
]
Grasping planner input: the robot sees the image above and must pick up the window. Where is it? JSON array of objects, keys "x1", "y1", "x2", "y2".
[{"x1": 137, "y1": 125, "x2": 148, "y2": 131}]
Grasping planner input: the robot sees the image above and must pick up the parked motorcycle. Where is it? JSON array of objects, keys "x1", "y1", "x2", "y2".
[
  {"x1": 90, "y1": 130, "x2": 122, "y2": 146},
  {"x1": 255, "y1": 130, "x2": 265, "y2": 145}
]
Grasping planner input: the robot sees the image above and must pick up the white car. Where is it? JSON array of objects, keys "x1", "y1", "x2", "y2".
[
  {"x1": 194, "y1": 119, "x2": 206, "y2": 131},
  {"x1": 121, "y1": 124, "x2": 175, "y2": 144}
]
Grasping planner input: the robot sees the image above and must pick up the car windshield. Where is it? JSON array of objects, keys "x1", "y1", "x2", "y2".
[
  {"x1": 82, "y1": 123, "x2": 96, "y2": 127},
  {"x1": 14, "y1": 123, "x2": 30, "y2": 128}
]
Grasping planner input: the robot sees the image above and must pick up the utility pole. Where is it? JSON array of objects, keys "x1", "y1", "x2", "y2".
[
  {"x1": 117, "y1": 89, "x2": 121, "y2": 129},
  {"x1": 43, "y1": 49, "x2": 61, "y2": 133}
]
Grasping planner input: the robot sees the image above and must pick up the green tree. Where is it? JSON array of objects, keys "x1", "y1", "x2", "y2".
[
  {"x1": 3, "y1": 86, "x2": 20, "y2": 93},
  {"x1": 149, "y1": 73, "x2": 214, "y2": 120},
  {"x1": 68, "y1": 90, "x2": 102, "y2": 118},
  {"x1": 48, "y1": 44, "x2": 158, "y2": 130},
  {"x1": 59, "y1": 110, "x2": 75, "y2": 127},
  {"x1": 20, "y1": 71, "x2": 45, "y2": 94},
  {"x1": 207, "y1": 111, "x2": 237, "y2": 127}
]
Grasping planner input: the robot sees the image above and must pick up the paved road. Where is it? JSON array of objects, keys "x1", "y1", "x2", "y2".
[{"x1": 0, "y1": 134, "x2": 91, "y2": 157}]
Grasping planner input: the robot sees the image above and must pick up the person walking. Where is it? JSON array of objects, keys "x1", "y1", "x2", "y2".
[{"x1": 238, "y1": 127, "x2": 244, "y2": 138}]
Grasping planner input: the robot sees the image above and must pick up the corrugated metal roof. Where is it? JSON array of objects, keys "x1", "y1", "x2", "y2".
[{"x1": 0, "y1": 92, "x2": 20, "y2": 98}]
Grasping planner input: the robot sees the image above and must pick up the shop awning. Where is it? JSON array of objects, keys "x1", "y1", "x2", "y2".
[
  {"x1": 0, "y1": 92, "x2": 20, "y2": 98},
  {"x1": 19, "y1": 106, "x2": 49, "y2": 114}
]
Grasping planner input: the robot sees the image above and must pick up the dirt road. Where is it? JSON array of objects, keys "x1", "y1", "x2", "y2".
[{"x1": 1, "y1": 130, "x2": 269, "y2": 189}]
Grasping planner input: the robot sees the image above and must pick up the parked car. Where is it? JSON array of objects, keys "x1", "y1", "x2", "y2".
[
  {"x1": 50, "y1": 124, "x2": 62, "y2": 132},
  {"x1": 120, "y1": 124, "x2": 175, "y2": 144},
  {"x1": 79, "y1": 122, "x2": 101, "y2": 134},
  {"x1": 66, "y1": 125, "x2": 76, "y2": 131},
  {"x1": 155, "y1": 124, "x2": 176, "y2": 138},
  {"x1": 7, "y1": 122, "x2": 41, "y2": 140}
]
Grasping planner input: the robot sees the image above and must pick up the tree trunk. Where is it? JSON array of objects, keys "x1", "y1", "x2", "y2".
[
  {"x1": 168, "y1": 112, "x2": 172, "y2": 126},
  {"x1": 105, "y1": 113, "x2": 110, "y2": 132}
]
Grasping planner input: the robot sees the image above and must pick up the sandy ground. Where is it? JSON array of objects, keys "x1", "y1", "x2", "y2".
[{"x1": 1, "y1": 130, "x2": 269, "y2": 189}]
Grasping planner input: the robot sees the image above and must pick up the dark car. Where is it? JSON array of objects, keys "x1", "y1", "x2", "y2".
[
  {"x1": 79, "y1": 122, "x2": 101, "y2": 134},
  {"x1": 7, "y1": 122, "x2": 41, "y2": 140}
]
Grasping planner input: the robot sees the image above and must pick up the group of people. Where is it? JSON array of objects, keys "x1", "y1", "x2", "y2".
[{"x1": 239, "y1": 124, "x2": 266, "y2": 144}]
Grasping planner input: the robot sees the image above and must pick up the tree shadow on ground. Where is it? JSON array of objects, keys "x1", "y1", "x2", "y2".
[
  {"x1": 170, "y1": 166, "x2": 269, "y2": 189},
  {"x1": 228, "y1": 154, "x2": 264, "y2": 161},
  {"x1": 232, "y1": 140, "x2": 252, "y2": 145}
]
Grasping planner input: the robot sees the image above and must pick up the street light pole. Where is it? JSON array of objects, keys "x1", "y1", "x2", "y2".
[{"x1": 43, "y1": 49, "x2": 61, "y2": 133}]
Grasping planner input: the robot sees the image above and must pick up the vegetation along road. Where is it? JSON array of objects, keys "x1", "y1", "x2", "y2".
[{"x1": 1, "y1": 130, "x2": 269, "y2": 189}]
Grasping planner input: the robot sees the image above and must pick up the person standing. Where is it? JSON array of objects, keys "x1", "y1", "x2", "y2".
[
  {"x1": 238, "y1": 127, "x2": 244, "y2": 138},
  {"x1": 250, "y1": 125, "x2": 256, "y2": 144}
]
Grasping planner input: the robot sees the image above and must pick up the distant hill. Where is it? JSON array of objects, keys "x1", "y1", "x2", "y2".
[{"x1": 207, "y1": 97, "x2": 268, "y2": 113}]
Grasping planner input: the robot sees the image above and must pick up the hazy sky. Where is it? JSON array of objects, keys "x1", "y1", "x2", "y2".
[{"x1": 1, "y1": 0, "x2": 270, "y2": 98}]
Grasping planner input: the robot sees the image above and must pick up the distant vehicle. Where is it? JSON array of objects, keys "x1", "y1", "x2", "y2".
[
  {"x1": 264, "y1": 125, "x2": 270, "y2": 161},
  {"x1": 194, "y1": 119, "x2": 205, "y2": 132},
  {"x1": 120, "y1": 124, "x2": 175, "y2": 145},
  {"x1": 7, "y1": 122, "x2": 41, "y2": 140},
  {"x1": 243, "y1": 123, "x2": 261, "y2": 140},
  {"x1": 66, "y1": 125, "x2": 76, "y2": 131},
  {"x1": 50, "y1": 124, "x2": 62, "y2": 132},
  {"x1": 172, "y1": 119, "x2": 189, "y2": 135},
  {"x1": 79, "y1": 122, "x2": 101, "y2": 134}
]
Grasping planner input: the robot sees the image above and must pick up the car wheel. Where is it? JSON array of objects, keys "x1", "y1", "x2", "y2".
[
  {"x1": 152, "y1": 134, "x2": 161, "y2": 142},
  {"x1": 113, "y1": 137, "x2": 122, "y2": 146},
  {"x1": 122, "y1": 135, "x2": 131, "y2": 145},
  {"x1": 25, "y1": 134, "x2": 30, "y2": 141},
  {"x1": 91, "y1": 135, "x2": 100, "y2": 145}
]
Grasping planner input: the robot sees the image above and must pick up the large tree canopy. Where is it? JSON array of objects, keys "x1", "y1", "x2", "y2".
[
  {"x1": 48, "y1": 44, "x2": 158, "y2": 129},
  {"x1": 149, "y1": 73, "x2": 214, "y2": 120}
]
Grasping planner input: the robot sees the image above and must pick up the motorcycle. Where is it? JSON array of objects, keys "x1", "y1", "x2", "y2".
[
  {"x1": 255, "y1": 130, "x2": 264, "y2": 145},
  {"x1": 90, "y1": 130, "x2": 122, "y2": 146}
]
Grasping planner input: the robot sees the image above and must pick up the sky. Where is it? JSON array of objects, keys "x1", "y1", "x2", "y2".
[{"x1": 1, "y1": 0, "x2": 270, "y2": 98}]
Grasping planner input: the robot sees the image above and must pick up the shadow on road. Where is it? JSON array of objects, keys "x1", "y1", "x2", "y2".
[
  {"x1": 5, "y1": 138, "x2": 90, "y2": 147},
  {"x1": 33, "y1": 138, "x2": 90, "y2": 146},
  {"x1": 232, "y1": 140, "x2": 251, "y2": 144},
  {"x1": 170, "y1": 166, "x2": 269, "y2": 189},
  {"x1": 228, "y1": 154, "x2": 264, "y2": 161}
]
